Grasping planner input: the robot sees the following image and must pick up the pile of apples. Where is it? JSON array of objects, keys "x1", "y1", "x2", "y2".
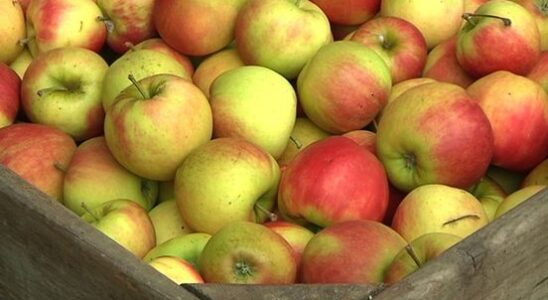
[{"x1": 1, "y1": 0, "x2": 547, "y2": 286}]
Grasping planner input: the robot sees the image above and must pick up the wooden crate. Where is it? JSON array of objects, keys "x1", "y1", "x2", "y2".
[{"x1": 0, "y1": 164, "x2": 547, "y2": 300}]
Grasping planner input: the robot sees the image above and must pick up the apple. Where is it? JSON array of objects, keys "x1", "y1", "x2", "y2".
[
  {"x1": 101, "y1": 48, "x2": 192, "y2": 111},
  {"x1": 0, "y1": 63, "x2": 21, "y2": 128},
  {"x1": 148, "y1": 200, "x2": 193, "y2": 246},
  {"x1": 495, "y1": 185, "x2": 547, "y2": 218},
  {"x1": 422, "y1": 36, "x2": 475, "y2": 88},
  {"x1": 487, "y1": 165, "x2": 528, "y2": 194},
  {"x1": 192, "y1": 48, "x2": 244, "y2": 98},
  {"x1": 522, "y1": 159, "x2": 548, "y2": 187},
  {"x1": 0, "y1": 123, "x2": 76, "y2": 202},
  {"x1": 341, "y1": 130, "x2": 377, "y2": 155},
  {"x1": 464, "y1": 0, "x2": 490, "y2": 12},
  {"x1": 129, "y1": 38, "x2": 195, "y2": 77},
  {"x1": 21, "y1": 47, "x2": 108, "y2": 141},
  {"x1": 95, "y1": 0, "x2": 156, "y2": 53},
  {"x1": 154, "y1": 0, "x2": 247, "y2": 56},
  {"x1": 199, "y1": 221, "x2": 297, "y2": 284},
  {"x1": 104, "y1": 74, "x2": 212, "y2": 181},
  {"x1": 387, "y1": 78, "x2": 438, "y2": 104},
  {"x1": 528, "y1": 51, "x2": 548, "y2": 93},
  {"x1": 175, "y1": 138, "x2": 281, "y2": 235},
  {"x1": 278, "y1": 136, "x2": 389, "y2": 227},
  {"x1": 510, "y1": 0, "x2": 548, "y2": 50},
  {"x1": 25, "y1": 0, "x2": 107, "y2": 56},
  {"x1": 81, "y1": 199, "x2": 156, "y2": 258},
  {"x1": 392, "y1": 184, "x2": 489, "y2": 242},
  {"x1": 457, "y1": 0, "x2": 541, "y2": 77},
  {"x1": 297, "y1": 40, "x2": 392, "y2": 133},
  {"x1": 143, "y1": 233, "x2": 212, "y2": 268},
  {"x1": 148, "y1": 256, "x2": 204, "y2": 284},
  {"x1": 380, "y1": 0, "x2": 464, "y2": 49},
  {"x1": 63, "y1": 136, "x2": 158, "y2": 215},
  {"x1": 468, "y1": 176, "x2": 507, "y2": 222},
  {"x1": 158, "y1": 180, "x2": 175, "y2": 203},
  {"x1": 277, "y1": 118, "x2": 331, "y2": 168},
  {"x1": 467, "y1": 71, "x2": 548, "y2": 171},
  {"x1": 377, "y1": 82, "x2": 494, "y2": 192},
  {"x1": 350, "y1": 16, "x2": 428, "y2": 84},
  {"x1": 209, "y1": 66, "x2": 297, "y2": 159},
  {"x1": 0, "y1": 0, "x2": 25, "y2": 64},
  {"x1": 9, "y1": 48, "x2": 33, "y2": 79},
  {"x1": 384, "y1": 232, "x2": 463, "y2": 283},
  {"x1": 235, "y1": 0, "x2": 333, "y2": 79},
  {"x1": 301, "y1": 219, "x2": 406, "y2": 283},
  {"x1": 310, "y1": 0, "x2": 381, "y2": 25}
]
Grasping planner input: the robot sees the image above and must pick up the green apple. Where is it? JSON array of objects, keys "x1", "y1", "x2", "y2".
[
  {"x1": 0, "y1": 0, "x2": 25, "y2": 64},
  {"x1": 148, "y1": 256, "x2": 204, "y2": 284},
  {"x1": 199, "y1": 221, "x2": 297, "y2": 284},
  {"x1": 63, "y1": 136, "x2": 158, "y2": 215},
  {"x1": 104, "y1": 74, "x2": 212, "y2": 181},
  {"x1": 9, "y1": 48, "x2": 33, "y2": 79},
  {"x1": 174, "y1": 137, "x2": 281, "y2": 235},
  {"x1": 192, "y1": 48, "x2": 244, "y2": 98},
  {"x1": 129, "y1": 38, "x2": 195, "y2": 77},
  {"x1": 148, "y1": 200, "x2": 192, "y2": 246},
  {"x1": 21, "y1": 47, "x2": 108, "y2": 141},
  {"x1": 384, "y1": 232, "x2": 462, "y2": 283},
  {"x1": 277, "y1": 117, "x2": 331, "y2": 168},
  {"x1": 495, "y1": 185, "x2": 547, "y2": 218},
  {"x1": 522, "y1": 159, "x2": 548, "y2": 187},
  {"x1": 101, "y1": 49, "x2": 192, "y2": 110},
  {"x1": 81, "y1": 199, "x2": 156, "y2": 258},
  {"x1": 468, "y1": 176, "x2": 507, "y2": 222},
  {"x1": 392, "y1": 184, "x2": 489, "y2": 242},
  {"x1": 209, "y1": 66, "x2": 297, "y2": 159},
  {"x1": 143, "y1": 233, "x2": 212, "y2": 269}
]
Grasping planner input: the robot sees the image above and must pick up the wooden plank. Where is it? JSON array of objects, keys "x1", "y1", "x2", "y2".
[
  {"x1": 0, "y1": 165, "x2": 198, "y2": 300},
  {"x1": 375, "y1": 187, "x2": 548, "y2": 300}
]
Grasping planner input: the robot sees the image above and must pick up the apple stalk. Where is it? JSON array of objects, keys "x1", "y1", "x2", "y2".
[
  {"x1": 81, "y1": 203, "x2": 100, "y2": 222},
  {"x1": 96, "y1": 16, "x2": 115, "y2": 33},
  {"x1": 254, "y1": 203, "x2": 278, "y2": 222},
  {"x1": 128, "y1": 74, "x2": 149, "y2": 99},
  {"x1": 289, "y1": 136, "x2": 303, "y2": 150},
  {"x1": 461, "y1": 13, "x2": 512, "y2": 27},
  {"x1": 405, "y1": 244, "x2": 423, "y2": 268}
]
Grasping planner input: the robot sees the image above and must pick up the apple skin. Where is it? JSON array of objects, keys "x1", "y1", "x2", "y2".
[
  {"x1": 81, "y1": 199, "x2": 156, "y2": 258},
  {"x1": 301, "y1": 219, "x2": 406, "y2": 284},
  {"x1": 467, "y1": 71, "x2": 548, "y2": 171},
  {"x1": 0, "y1": 123, "x2": 76, "y2": 202},
  {"x1": 63, "y1": 136, "x2": 158, "y2": 215},
  {"x1": 468, "y1": 176, "x2": 507, "y2": 222},
  {"x1": 192, "y1": 48, "x2": 244, "y2": 98},
  {"x1": 310, "y1": 0, "x2": 381, "y2": 25},
  {"x1": 380, "y1": 0, "x2": 464, "y2": 49},
  {"x1": 422, "y1": 36, "x2": 475, "y2": 88},
  {"x1": 131, "y1": 38, "x2": 195, "y2": 78},
  {"x1": 174, "y1": 138, "x2": 281, "y2": 235},
  {"x1": 378, "y1": 77, "x2": 437, "y2": 121},
  {"x1": 143, "y1": 233, "x2": 212, "y2": 269},
  {"x1": 148, "y1": 200, "x2": 193, "y2": 246},
  {"x1": 384, "y1": 232, "x2": 462, "y2": 283},
  {"x1": 199, "y1": 221, "x2": 297, "y2": 284},
  {"x1": 148, "y1": 256, "x2": 204, "y2": 284},
  {"x1": 235, "y1": 0, "x2": 333, "y2": 79},
  {"x1": 101, "y1": 49, "x2": 192, "y2": 111},
  {"x1": 9, "y1": 48, "x2": 33, "y2": 80},
  {"x1": 0, "y1": 63, "x2": 21, "y2": 128},
  {"x1": 510, "y1": 0, "x2": 548, "y2": 51},
  {"x1": 21, "y1": 47, "x2": 108, "y2": 141},
  {"x1": 341, "y1": 130, "x2": 377, "y2": 156},
  {"x1": 350, "y1": 16, "x2": 428, "y2": 84},
  {"x1": 104, "y1": 74, "x2": 212, "y2": 181},
  {"x1": 464, "y1": 0, "x2": 490, "y2": 12},
  {"x1": 297, "y1": 41, "x2": 392, "y2": 133},
  {"x1": 457, "y1": 0, "x2": 541, "y2": 77},
  {"x1": 26, "y1": 0, "x2": 107, "y2": 57},
  {"x1": 495, "y1": 185, "x2": 547, "y2": 218},
  {"x1": 154, "y1": 0, "x2": 247, "y2": 56},
  {"x1": 277, "y1": 118, "x2": 331, "y2": 169},
  {"x1": 528, "y1": 51, "x2": 548, "y2": 93},
  {"x1": 522, "y1": 159, "x2": 548, "y2": 187},
  {"x1": 0, "y1": 0, "x2": 25, "y2": 64},
  {"x1": 278, "y1": 136, "x2": 389, "y2": 227},
  {"x1": 377, "y1": 82, "x2": 494, "y2": 192},
  {"x1": 96, "y1": 0, "x2": 156, "y2": 54},
  {"x1": 209, "y1": 66, "x2": 297, "y2": 159},
  {"x1": 392, "y1": 184, "x2": 489, "y2": 242}
]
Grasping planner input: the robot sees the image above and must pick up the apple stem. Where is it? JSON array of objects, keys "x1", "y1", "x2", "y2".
[
  {"x1": 18, "y1": 38, "x2": 29, "y2": 47},
  {"x1": 96, "y1": 16, "x2": 115, "y2": 33},
  {"x1": 53, "y1": 162, "x2": 67, "y2": 173},
  {"x1": 81, "y1": 203, "x2": 100, "y2": 222},
  {"x1": 128, "y1": 74, "x2": 148, "y2": 99},
  {"x1": 124, "y1": 42, "x2": 136, "y2": 51},
  {"x1": 405, "y1": 244, "x2": 423, "y2": 268},
  {"x1": 289, "y1": 136, "x2": 303, "y2": 150},
  {"x1": 37, "y1": 87, "x2": 68, "y2": 97},
  {"x1": 461, "y1": 13, "x2": 511, "y2": 27},
  {"x1": 443, "y1": 214, "x2": 480, "y2": 226},
  {"x1": 254, "y1": 203, "x2": 278, "y2": 222}
]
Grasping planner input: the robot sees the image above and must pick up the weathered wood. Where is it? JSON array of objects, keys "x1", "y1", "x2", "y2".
[
  {"x1": 0, "y1": 165, "x2": 197, "y2": 300},
  {"x1": 376, "y1": 188, "x2": 548, "y2": 300}
]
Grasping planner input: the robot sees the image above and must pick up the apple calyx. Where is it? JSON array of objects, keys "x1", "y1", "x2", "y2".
[
  {"x1": 377, "y1": 34, "x2": 394, "y2": 50},
  {"x1": 234, "y1": 261, "x2": 253, "y2": 278},
  {"x1": 537, "y1": 0, "x2": 548, "y2": 15},
  {"x1": 461, "y1": 13, "x2": 512, "y2": 27},
  {"x1": 254, "y1": 203, "x2": 278, "y2": 222},
  {"x1": 289, "y1": 136, "x2": 303, "y2": 150},
  {"x1": 403, "y1": 153, "x2": 417, "y2": 170},
  {"x1": 81, "y1": 203, "x2": 100, "y2": 222},
  {"x1": 442, "y1": 214, "x2": 481, "y2": 226},
  {"x1": 96, "y1": 16, "x2": 115, "y2": 33},
  {"x1": 37, "y1": 87, "x2": 69, "y2": 97},
  {"x1": 18, "y1": 38, "x2": 30, "y2": 47},
  {"x1": 128, "y1": 74, "x2": 149, "y2": 99},
  {"x1": 405, "y1": 244, "x2": 423, "y2": 268}
]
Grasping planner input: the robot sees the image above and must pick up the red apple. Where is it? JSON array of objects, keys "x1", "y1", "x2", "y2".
[
  {"x1": 342, "y1": 130, "x2": 377, "y2": 156},
  {"x1": 350, "y1": 16, "x2": 428, "y2": 84},
  {"x1": 467, "y1": 71, "x2": 548, "y2": 171},
  {"x1": 528, "y1": 51, "x2": 548, "y2": 93},
  {"x1": 510, "y1": 0, "x2": 548, "y2": 51},
  {"x1": 422, "y1": 36, "x2": 475, "y2": 88},
  {"x1": 310, "y1": 0, "x2": 381, "y2": 25},
  {"x1": 278, "y1": 136, "x2": 389, "y2": 227},
  {"x1": 0, "y1": 63, "x2": 21, "y2": 128}
]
